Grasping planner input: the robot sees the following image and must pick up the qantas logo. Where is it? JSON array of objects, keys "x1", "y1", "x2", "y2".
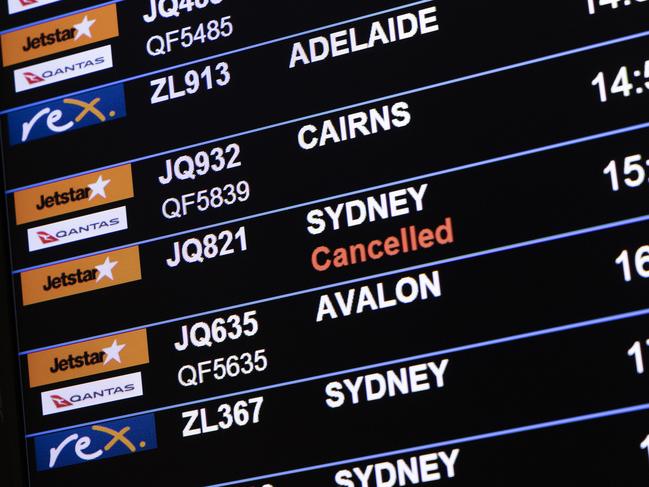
[
  {"x1": 41, "y1": 372, "x2": 143, "y2": 416},
  {"x1": 14, "y1": 45, "x2": 113, "y2": 93},
  {"x1": 27, "y1": 206, "x2": 128, "y2": 252},
  {"x1": 23, "y1": 72, "x2": 44, "y2": 84},
  {"x1": 8, "y1": 0, "x2": 63, "y2": 14},
  {"x1": 37, "y1": 231, "x2": 58, "y2": 244},
  {"x1": 50, "y1": 394, "x2": 72, "y2": 408}
]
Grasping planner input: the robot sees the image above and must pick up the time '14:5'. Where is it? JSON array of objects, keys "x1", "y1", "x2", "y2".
[{"x1": 592, "y1": 61, "x2": 649, "y2": 102}]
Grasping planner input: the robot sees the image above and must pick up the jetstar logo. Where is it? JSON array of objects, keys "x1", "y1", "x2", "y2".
[
  {"x1": 50, "y1": 394, "x2": 72, "y2": 408},
  {"x1": 41, "y1": 256, "x2": 116, "y2": 290},
  {"x1": 8, "y1": 0, "x2": 64, "y2": 15},
  {"x1": 2, "y1": 5, "x2": 119, "y2": 66},
  {"x1": 34, "y1": 414, "x2": 157, "y2": 470},
  {"x1": 41, "y1": 372, "x2": 144, "y2": 416},
  {"x1": 14, "y1": 45, "x2": 114, "y2": 93},
  {"x1": 34, "y1": 174, "x2": 109, "y2": 211},
  {"x1": 36, "y1": 185, "x2": 92, "y2": 209},
  {"x1": 20, "y1": 246, "x2": 141, "y2": 306},
  {"x1": 7, "y1": 84, "x2": 126, "y2": 145},
  {"x1": 27, "y1": 329, "x2": 149, "y2": 388},
  {"x1": 14, "y1": 165, "x2": 134, "y2": 225},
  {"x1": 27, "y1": 206, "x2": 128, "y2": 251}
]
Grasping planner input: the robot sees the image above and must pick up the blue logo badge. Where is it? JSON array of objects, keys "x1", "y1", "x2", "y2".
[
  {"x1": 7, "y1": 84, "x2": 126, "y2": 145},
  {"x1": 34, "y1": 413, "x2": 157, "y2": 471}
]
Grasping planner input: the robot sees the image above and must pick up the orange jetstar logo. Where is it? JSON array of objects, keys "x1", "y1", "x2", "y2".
[
  {"x1": 27, "y1": 329, "x2": 149, "y2": 388},
  {"x1": 1, "y1": 4, "x2": 119, "y2": 67},
  {"x1": 14, "y1": 164, "x2": 134, "y2": 225},
  {"x1": 21, "y1": 246, "x2": 141, "y2": 306}
]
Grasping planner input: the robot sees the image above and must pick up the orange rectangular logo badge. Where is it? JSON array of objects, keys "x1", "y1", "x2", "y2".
[
  {"x1": 1, "y1": 4, "x2": 119, "y2": 67},
  {"x1": 27, "y1": 329, "x2": 149, "y2": 388},
  {"x1": 14, "y1": 164, "x2": 134, "y2": 225},
  {"x1": 21, "y1": 246, "x2": 142, "y2": 306}
]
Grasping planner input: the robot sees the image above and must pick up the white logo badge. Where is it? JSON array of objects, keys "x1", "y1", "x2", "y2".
[
  {"x1": 27, "y1": 206, "x2": 128, "y2": 252},
  {"x1": 8, "y1": 0, "x2": 64, "y2": 15},
  {"x1": 41, "y1": 372, "x2": 143, "y2": 416},
  {"x1": 14, "y1": 45, "x2": 113, "y2": 93}
]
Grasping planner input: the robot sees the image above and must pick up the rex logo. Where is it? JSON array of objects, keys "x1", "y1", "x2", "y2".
[
  {"x1": 6, "y1": 83, "x2": 126, "y2": 145},
  {"x1": 20, "y1": 246, "x2": 142, "y2": 306},
  {"x1": 27, "y1": 329, "x2": 149, "y2": 388},
  {"x1": 13, "y1": 165, "x2": 134, "y2": 225},
  {"x1": 34, "y1": 414, "x2": 157, "y2": 470},
  {"x1": 1, "y1": 4, "x2": 119, "y2": 66}
]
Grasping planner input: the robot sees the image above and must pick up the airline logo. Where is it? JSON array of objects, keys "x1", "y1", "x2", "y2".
[
  {"x1": 34, "y1": 413, "x2": 157, "y2": 470},
  {"x1": 27, "y1": 206, "x2": 128, "y2": 251},
  {"x1": 20, "y1": 246, "x2": 141, "y2": 306},
  {"x1": 28, "y1": 330, "x2": 149, "y2": 388},
  {"x1": 14, "y1": 165, "x2": 134, "y2": 225},
  {"x1": 14, "y1": 44, "x2": 113, "y2": 92},
  {"x1": 8, "y1": 0, "x2": 63, "y2": 15},
  {"x1": 7, "y1": 84, "x2": 126, "y2": 145},
  {"x1": 41, "y1": 371, "x2": 143, "y2": 416},
  {"x1": 37, "y1": 231, "x2": 57, "y2": 243},
  {"x1": 1, "y1": 4, "x2": 119, "y2": 66}
]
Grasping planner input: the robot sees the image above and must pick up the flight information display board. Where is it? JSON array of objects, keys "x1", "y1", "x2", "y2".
[{"x1": 1, "y1": 1, "x2": 649, "y2": 485}]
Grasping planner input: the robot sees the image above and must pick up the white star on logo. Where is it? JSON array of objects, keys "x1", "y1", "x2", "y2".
[
  {"x1": 87, "y1": 175, "x2": 111, "y2": 201},
  {"x1": 95, "y1": 257, "x2": 118, "y2": 282},
  {"x1": 73, "y1": 15, "x2": 96, "y2": 41},
  {"x1": 102, "y1": 340, "x2": 126, "y2": 365}
]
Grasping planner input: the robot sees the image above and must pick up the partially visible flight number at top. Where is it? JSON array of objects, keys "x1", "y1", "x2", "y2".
[
  {"x1": 587, "y1": 0, "x2": 646, "y2": 14},
  {"x1": 144, "y1": 0, "x2": 224, "y2": 23}
]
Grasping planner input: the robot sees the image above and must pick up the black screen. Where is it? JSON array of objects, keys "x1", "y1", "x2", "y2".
[{"x1": 1, "y1": 1, "x2": 649, "y2": 485}]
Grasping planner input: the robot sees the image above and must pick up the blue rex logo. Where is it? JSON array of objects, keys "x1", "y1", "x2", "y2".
[
  {"x1": 7, "y1": 84, "x2": 126, "y2": 145},
  {"x1": 34, "y1": 413, "x2": 157, "y2": 470}
]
